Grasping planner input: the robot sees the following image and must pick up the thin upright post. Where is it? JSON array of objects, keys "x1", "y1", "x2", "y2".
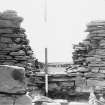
[{"x1": 45, "y1": 48, "x2": 48, "y2": 96}]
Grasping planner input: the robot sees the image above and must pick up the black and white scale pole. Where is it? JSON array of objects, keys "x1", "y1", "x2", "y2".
[{"x1": 45, "y1": 48, "x2": 48, "y2": 96}]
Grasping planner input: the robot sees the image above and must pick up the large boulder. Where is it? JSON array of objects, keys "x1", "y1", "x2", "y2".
[
  {"x1": 0, "y1": 65, "x2": 25, "y2": 93},
  {"x1": 0, "y1": 65, "x2": 32, "y2": 105}
]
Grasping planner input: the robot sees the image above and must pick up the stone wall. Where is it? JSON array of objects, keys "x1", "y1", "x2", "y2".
[
  {"x1": 0, "y1": 10, "x2": 40, "y2": 105},
  {"x1": 0, "y1": 10, "x2": 37, "y2": 71},
  {"x1": 72, "y1": 20, "x2": 105, "y2": 93}
]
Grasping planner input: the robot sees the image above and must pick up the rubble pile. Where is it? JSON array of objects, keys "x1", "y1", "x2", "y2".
[
  {"x1": 0, "y1": 10, "x2": 38, "y2": 73},
  {"x1": 72, "y1": 20, "x2": 105, "y2": 93}
]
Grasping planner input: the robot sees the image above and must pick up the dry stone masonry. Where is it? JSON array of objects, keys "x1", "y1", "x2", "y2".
[
  {"x1": 0, "y1": 10, "x2": 42, "y2": 105},
  {"x1": 72, "y1": 20, "x2": 105, "y2": 93},
  {"x1": 0, "y1": 10, "x2": 42, "y2": 96},
  {"x1": 3, "y1": 9, "x2": 105, "y2": 100},
  {"x1": 0, "y1": 10, "x2": 38, "y2": 73}
]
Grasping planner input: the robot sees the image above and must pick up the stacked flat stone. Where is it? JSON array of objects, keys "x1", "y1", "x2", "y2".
[
  {"x1": 85, "y1": 21, "x2": 105, "y2": 73},
  {"x1": 0, "y1": 10, "x2": 36, "y2": 72},
  {"x1": 72, "y1": 42, "x2": 89, "y2": 66},
  {"x1": 71, "y1": 21, "x2": 105, "y2": 93}
]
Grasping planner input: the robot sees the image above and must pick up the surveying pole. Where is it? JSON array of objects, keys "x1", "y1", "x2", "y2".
[{"x1": 45, "y1": 48, "x2": 48, "y2": 96}]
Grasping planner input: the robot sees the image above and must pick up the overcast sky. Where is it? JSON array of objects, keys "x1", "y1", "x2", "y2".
[{"x1": 0, "y1": 0, "x2": 105, "y2": 62}]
